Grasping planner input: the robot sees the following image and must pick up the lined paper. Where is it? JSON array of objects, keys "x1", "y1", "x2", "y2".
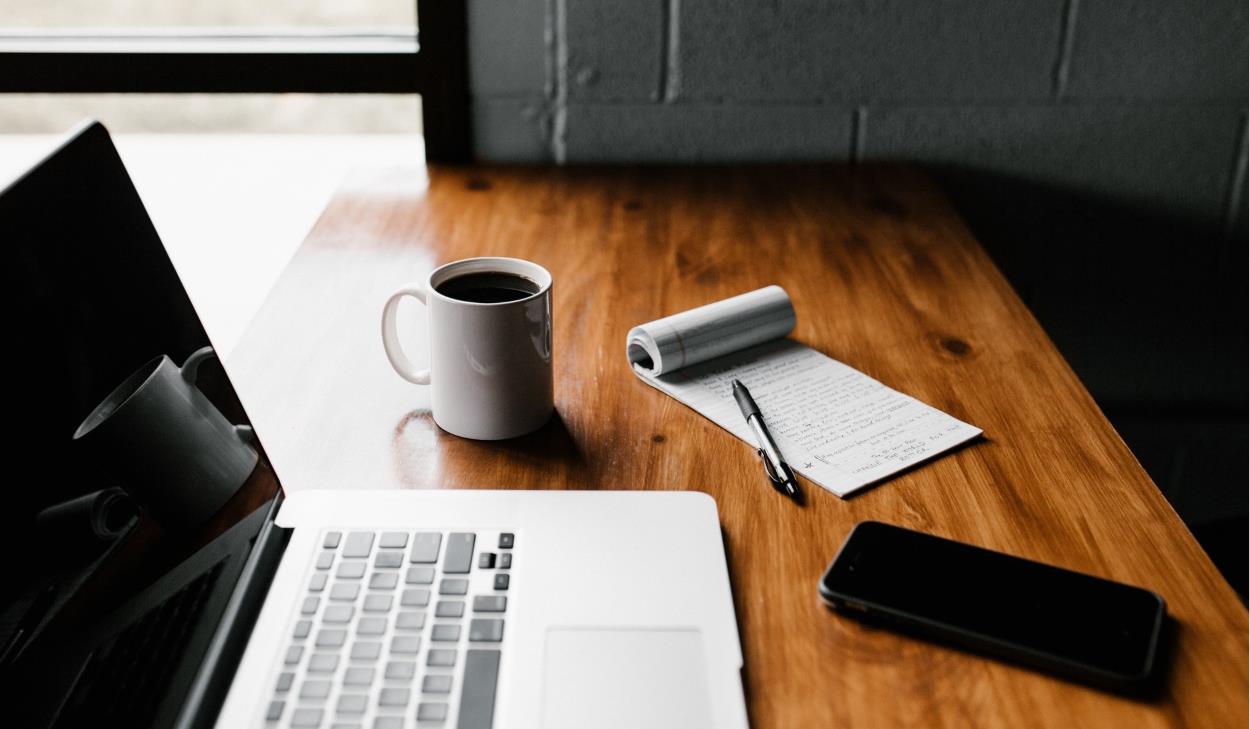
[{"x1": 629, "y1": 289, "x2": 981, "y2": 497}]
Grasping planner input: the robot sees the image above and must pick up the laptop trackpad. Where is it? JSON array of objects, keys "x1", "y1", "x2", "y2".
[{"x1": 541, "y1": 628, "x2": 714, "y2": 729}]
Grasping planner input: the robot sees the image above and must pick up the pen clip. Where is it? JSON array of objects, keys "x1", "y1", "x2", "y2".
[{"x1": 758, "y1": 449, "x2": 785, "y2": 486}]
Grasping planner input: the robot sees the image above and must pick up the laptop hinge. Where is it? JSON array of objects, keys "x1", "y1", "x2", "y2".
[{"x1": 174, "y1": 495, "x2": 291, "y2": 729}]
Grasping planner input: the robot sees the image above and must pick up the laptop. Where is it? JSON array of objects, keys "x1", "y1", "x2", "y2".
[{"x1": 2, "y1": 121, "x2": 748, "y2": 729}]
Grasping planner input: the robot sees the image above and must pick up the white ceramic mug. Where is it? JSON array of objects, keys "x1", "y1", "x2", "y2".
[{"x1": 381, "y1": 257, "x2": 554, "y2": 440}]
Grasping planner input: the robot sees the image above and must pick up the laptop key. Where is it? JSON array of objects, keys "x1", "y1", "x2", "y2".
[
  {"x1": 478, "y1": 552, "x2": 496, "y2": 569},
  {"x1": 439, "y1": 578, "x2": 468, "y2": 595},
  {"x1": 468, "y1": 618, "x2": 504, "y2": 643},
  {"x1": 473, "y1": 596, "x2": 506, "y2": 613},
  {"x1": 427, "y1": 649, "x2": 457, "y2": 667},
  {"x1": 458, "y1": 649, "x2": 501, "y2": 729},
  {"x1": 357, "y1": 617, "x2": 387, "y2": 635},
  {"x1": 343, "y1": 667, "x2": 375, "y2": 686},
  {"x1": 410, "y1": 532, "x2": 442, "y2": 563},
  {"x1": 493, "y1": 574, "x2": 509, "y2": 591},
  {"x1": 373, "y1": 717, "x2": 403, "y2": 729},
  {"x1": 266, "y1": 699, "x2": 285, "y2": 721},
  {"x1": 498, "y1": 553, "x2": 511, "y2": 569},
  {"x1": 422, "y1": 674, "x2": 453, "y2": 694},
  {"x1": 337, "y1": 561, "x2": 367, "y2": 579},
  {"x1": 396, "y1": 611, "x2": 426, "y2": 630},
  {"x1": 351, "y1": 641, "x2": 382, "y2": 660},
  {"x1": 363, "y1": 594, "x2": 393, "y2": 612},
  {"x1": 293, "y1": 620, "x2": 313, "y2": 638},
  {"x1": 417, "y1": 702, "x2": 448, "y2": 722},
  {"x1": 406, "y1": 566, "x2": 435, "y2": 584},
  {"x1": 276, "y1": 672, "x2": 295, "y2": 692},
  {"x1": 337, "y1": 694, "x2": 368, "y2": 714},
  {"x1": 443, "y1": 533, "x2": 475, "y2": 573},
  {"x1": 316, "y1": 552, "x2": 334, "y2": 570},
  {"x1": 343, "y1": 532, "x2": 375, "y2": 558},
  {"x1": 435, "y1": 601, "x2": 464, "y2": 618},
  {"x1": 309, "y1": 573, "x2": 329, "y2": 592},
  {"x1": 300, "y1": 679, "x2": 332, "y2": 699},
  {"x1": 431, "y1": 624, "x2": 460, "y2": 642},
  {"x1": 301, "y1": 596, "x2": 320, "y2": 615},
  {"x1": 331, "y1": 583, "x2": 361, "y2": 601},
  {"x1": 401, "y1": 589, "x2": 431, "y2": 607},
  {"x1": 379, "y1": 531, "x2": 409, "y2": 548},
  {"x1": 391, "y1": 636, "x2": 421, "y2": 654},
  {"x1": 285, "y1": 645, "x2": 304, "y2": 664},
  {"x1": 370, "y1": 572, "x2": 399, "y2": 590},
  {"x1": 323, "y1": 532, "x2": 342, "y2": 549},
  {"x1": 385, "y1": 660, "x2": 417, "y2": 680},
  {"x1": 497, "y1": 533, "x2": 514, "y2": 549},
  {"x1": 375, "y1": 551, "x2": 403, "y2": 569},
  {"x1": 309, "y1": 653, "x2": 340, "y2": 673},
  {"x1": 378, "y1": 687, "x2": 410, "y2": 707},
  {"x1": 323, "y1": 605, "x2": 354, "y2": 623},
  {"x1": 291, "y1": 707, "x2": 323, "y2": 727},
  {"x1": 316, "y1": 629, "x2": 346, "y2": 648}
]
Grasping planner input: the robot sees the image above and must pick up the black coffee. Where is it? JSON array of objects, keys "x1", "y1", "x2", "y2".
[{"x1": 436, "y1": 271, "x2": 540, "y2": 303}]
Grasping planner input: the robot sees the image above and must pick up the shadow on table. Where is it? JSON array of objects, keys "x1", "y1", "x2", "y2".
[
  {"x1": 916, "y1": 166, "x2": 1247, "y2": 601},
  {"x1": 392, "y1": 408, "x2": 589, "y2": 486},
  {"x1": 473, "y1": 410, "x2": 588, "y2": 473}
]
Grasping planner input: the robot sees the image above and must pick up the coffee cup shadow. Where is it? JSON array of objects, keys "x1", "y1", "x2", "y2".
[{"x1": 391, "y1": 408, "x2": 587, "y2": 487}]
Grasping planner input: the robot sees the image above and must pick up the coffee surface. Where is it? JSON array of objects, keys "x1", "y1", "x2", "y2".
[{"x1": 436, "y1": 271, "x2": 540, "y2": 303}]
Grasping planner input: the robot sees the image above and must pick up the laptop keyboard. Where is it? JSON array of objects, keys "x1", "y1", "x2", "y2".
[
  {"x1": 56, "y1": 561, "x2": 226, "y2": 729},
  {"x1": 266, "y1": 530, "x2": 513, "y2": 729}
]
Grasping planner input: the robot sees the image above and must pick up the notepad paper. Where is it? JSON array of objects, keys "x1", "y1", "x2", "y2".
[{"x1": 627, "y1": 286, "x2": 982, "y2": 498}]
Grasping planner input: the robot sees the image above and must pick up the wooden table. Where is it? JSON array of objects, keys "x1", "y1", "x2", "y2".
[{"x1": 229, "y1": 164, "x2": 1247, "y2": 728}]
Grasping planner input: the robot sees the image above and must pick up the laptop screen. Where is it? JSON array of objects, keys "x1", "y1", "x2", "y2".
[{"x1": 0, "y1": 122, "x2": 281, "y2": 724}]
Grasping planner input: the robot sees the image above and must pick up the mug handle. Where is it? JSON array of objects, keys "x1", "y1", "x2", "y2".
[
  {"x1": 381, "y1": 284, "x2": 432, "y2": 385},
  {"x1": 180, "y1": 346, "x2": 258, "y2": 450},
  {"x1": 180, "y1": 346, "x2": 217, "y2": 385}
]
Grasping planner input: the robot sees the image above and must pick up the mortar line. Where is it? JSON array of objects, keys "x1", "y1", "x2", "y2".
[
  {"x1": 1052, "y1": 0, "x2": 1080, "y2": 98},
  {"x1": 542, "y1": 0, "x2": 555, "y2": 102},
  {"x1": 660, "y1": 0, "x2": 681, "y2": 102},
  {"x1": 551, "y1": 0, "x2": 568, "y2": 163},
  {"x1": 850, "y1": 106, "x2": 868, "y2": 163},
  {"x1": 1219, "y1": 114, "x2": 1247, "y2": 246}
]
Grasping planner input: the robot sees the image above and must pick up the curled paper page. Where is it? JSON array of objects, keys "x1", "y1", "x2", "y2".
[
  {"x1": 626, "y1": 285, "x2": 796, "y2": 376},
  {"x1": 35, "y1": 488, "x2": 138, "y2": 562}
]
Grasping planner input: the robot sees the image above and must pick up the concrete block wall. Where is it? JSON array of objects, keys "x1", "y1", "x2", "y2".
[
  {"x1": 469, "y1": 0, "x2": 1247, "y2": 222},
  {"x1": 467, "y1": 1, "x2": 1248, "y2": 589}
]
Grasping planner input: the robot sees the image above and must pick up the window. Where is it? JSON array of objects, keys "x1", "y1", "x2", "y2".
[
  {"x1": 4, "y1": 0, "x2": 415, "y2": 29},
  {"x1": 0, "y1": 0, "x2": 469, "y2": 160}
]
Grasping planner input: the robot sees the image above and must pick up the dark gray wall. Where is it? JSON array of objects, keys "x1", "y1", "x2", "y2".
[
  {"x1": 470, "y1": 0, "x2": 1246, "y2": 174},
  {"x1": 467, "y1": 0, "x2": 1248, "y2": 593}
]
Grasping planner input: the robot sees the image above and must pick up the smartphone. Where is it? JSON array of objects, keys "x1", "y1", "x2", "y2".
[{"x1": 819, "y1": 521, "x2": 1167, "y2": 692}]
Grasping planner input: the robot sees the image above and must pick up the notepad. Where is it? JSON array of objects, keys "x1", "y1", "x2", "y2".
[{"x1": 626, "y1": 286, "x2": 982, "y2": 497}]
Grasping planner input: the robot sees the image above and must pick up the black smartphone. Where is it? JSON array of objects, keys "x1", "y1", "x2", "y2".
[{"x1": 819, "y1": 521, "x2": 1167, "y2": 692}]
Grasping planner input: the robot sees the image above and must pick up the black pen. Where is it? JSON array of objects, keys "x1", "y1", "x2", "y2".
[{"x1": 731, "y1": 379, "x2": 802, "y2": 504}]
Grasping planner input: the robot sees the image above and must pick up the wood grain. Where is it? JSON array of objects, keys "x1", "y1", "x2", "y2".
[{"x1": 229, "y1": 164, "x2": 1248, "y2": 728}]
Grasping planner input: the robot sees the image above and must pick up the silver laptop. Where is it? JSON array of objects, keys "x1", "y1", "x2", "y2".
[{"x1": 3, "y1": 122, "x2": 747, "y2": 729}]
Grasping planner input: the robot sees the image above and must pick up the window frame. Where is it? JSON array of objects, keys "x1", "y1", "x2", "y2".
[{"x1": 0, "y1": 0, "x2": 470, "y2": 161}]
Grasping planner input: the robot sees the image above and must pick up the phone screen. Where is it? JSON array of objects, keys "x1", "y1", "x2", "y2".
[{"x1": 821, "y1": 522, "x2": 1165, "y2": 680}]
